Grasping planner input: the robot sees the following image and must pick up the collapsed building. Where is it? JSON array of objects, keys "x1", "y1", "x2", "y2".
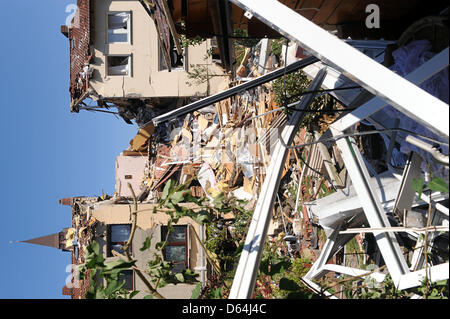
[
  {"x1": 62, "y1": 0, "x2": 228, "y2": 125},
  {"x1": 144, "y1": 0, "x2": 449, "y2": 299},
  {"x1": 22, "y1": 0, "x2": 449, "y2": 299}
]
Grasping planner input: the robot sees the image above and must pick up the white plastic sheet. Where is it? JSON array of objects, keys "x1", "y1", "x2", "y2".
[{"x1": 384, "y1": 40, "x2": 449, "y2": 179}]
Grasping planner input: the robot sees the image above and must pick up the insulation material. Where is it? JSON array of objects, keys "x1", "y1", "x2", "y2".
[{"x1": 197, "y1": 163, "x2": 218, "y2": 200}]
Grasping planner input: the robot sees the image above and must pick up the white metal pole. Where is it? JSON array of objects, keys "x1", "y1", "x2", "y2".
[
  {"x1": 229, "y1": 69, "x2": 327, "y2": 299},
  {"x1": 332, "y1": 133, "x2": 411, "y2": 285},
  {"x1": 230, "y1": 0, "x2": 449, "y2": 138},
  {"x1": 199, "y1": 225, "x2": 206, "y2": 287},
  {"x1": 332, "y1": 47, "x2": 449, "y2": 133}
]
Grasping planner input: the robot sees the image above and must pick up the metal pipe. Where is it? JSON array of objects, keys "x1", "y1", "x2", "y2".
[
  {"x1": 332, "y1": 133, "x2": 411, "y2": 285},
  {"x1": 199, "y1": 225, "x2": 206, "y2": 287},
  {"x1": 151, "y1": 56, "x2": 319, "y2": 125},
  {"x1": 339, "y1": 225, "x2": 448, "y2": 234},
  {"x1": 405, "y1": 135, "x2": 449, "y2": 166},
  {"x1": 343, "y1": 39, "x2": 396, "y2": 50}
]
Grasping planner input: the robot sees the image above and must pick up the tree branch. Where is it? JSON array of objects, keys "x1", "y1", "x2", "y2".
[{"x1": 119, "y1": 183, "x2": 166, "y2": 299}]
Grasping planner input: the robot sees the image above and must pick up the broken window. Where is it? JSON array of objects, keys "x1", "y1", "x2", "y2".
[
  {"x1": 159, "y1": 40, "x2": 187, "y2": 71},
  {"x1": 161, "y1": 225, "x2": 188, "y2": 273},
  {"x1": 210, "y1": 36, "x2": 221, "y2": 64},
  {"x1": 107, "y1": 55, "x2": 131, "y2": 76},
  {"x1": 107, "y1": 224, "x2": 132, "y2": 257},
  {"x1": 107, "y1": 12, "x2": 131, "y2": 43},
  {"x1": 118, "y1": 270, "x2": 134, "y2": 290}
]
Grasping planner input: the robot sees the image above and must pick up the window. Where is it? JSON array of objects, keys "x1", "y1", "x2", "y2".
[
  {"x1": 118, "y1": 270, "x2": 134, "y2": 291},
  {"x1": 108, "y1": 224, "x2": 132, "y2": 257},
  {"x1": 161, "y1": 225, "x2": 188, "y2": 273},
  {"x1": 210, "y1": 37, "x2": 221, "y2": 64},
  {"x1": 159, "y1": 40, "x2": 187, "y2": 71},
  {"x1": 107, "y1": 55, "x2": 132, "y2": 76},
  {"x1": 107, "y1": 12, "x2": 131, "y2": 43}
]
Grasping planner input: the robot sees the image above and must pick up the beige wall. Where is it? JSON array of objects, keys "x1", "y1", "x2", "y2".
[
  {"x1": 92, "y1": 202, "x2": 204, "y2": 299},
  {"x1": 115, "y1": 154, "x2": 147, "y2": 197},
  {"x1": 90, "y1": 0, "x2": 227, "y2": 99}
]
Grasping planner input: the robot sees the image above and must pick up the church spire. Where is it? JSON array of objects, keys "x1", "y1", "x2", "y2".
[{"x1": 19, "y1": 229, "x2": 71, "y2": 251}]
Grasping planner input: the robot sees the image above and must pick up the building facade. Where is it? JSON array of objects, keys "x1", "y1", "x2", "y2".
[
  {"x1": 24, "y1": 195, "x2": 206, "y2": 299},
  {"x1": 64, "y1": 0, "x2": 227, "y2": 121}
]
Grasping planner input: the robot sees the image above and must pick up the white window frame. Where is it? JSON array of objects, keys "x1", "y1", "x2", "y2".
[
  {"x1": 106, "y1": 54, "x2": 133, "y2": 77},
  {"x1": 107, "y1": 11, "x2": 132, "y2": 44}
]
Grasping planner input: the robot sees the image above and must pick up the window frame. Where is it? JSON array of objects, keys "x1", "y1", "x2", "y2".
[
  {"x1": 105, "y1": 54, "x2": 133, "y2": 77},
  {"x1": 106, "y1": 11, "x2": 132, "y2": 44},
  {"x1": 107, "y1": 224, "x2": 132, "y2": 257},
  {"x1": 118, "y1": 269, "x2": 134, "y2": 291},
  {"x1": 158, "y1": 41, "x2": 188, "y2": 72},
  {"x1": 160, "y1": 225, "x2": 189, "y2": 271}
]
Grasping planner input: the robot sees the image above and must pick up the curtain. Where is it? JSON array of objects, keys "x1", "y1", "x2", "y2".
[
  {"x1": 108, "y1": 12, "x2": 129, "y2": 30},
  {"x1": 108, "y1": 56, "x2": 129, "y2": 76},
  {"x1": 165, "y1": 246, "x2": 186, "y2": 263},
  {"x1": 108, "y1": 64, "x2": 128, "y2": 75}
]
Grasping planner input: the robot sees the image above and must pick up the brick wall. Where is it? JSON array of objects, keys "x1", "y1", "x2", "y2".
[{"x1": 69, "y1": 0, "x2": 91, "y2": 102}]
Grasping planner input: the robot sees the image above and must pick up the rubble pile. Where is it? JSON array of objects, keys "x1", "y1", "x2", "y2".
[
  {"x1": 109, "y1": 37, "x2": 449, "y2": 298},
  {"x1": 118, "y1": 48, "x2": 339, "y2": 265}
]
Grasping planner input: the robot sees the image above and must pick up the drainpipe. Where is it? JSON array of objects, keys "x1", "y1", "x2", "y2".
[{"x1": 199, "y1": 225, "x2": 206, "y2": 287}]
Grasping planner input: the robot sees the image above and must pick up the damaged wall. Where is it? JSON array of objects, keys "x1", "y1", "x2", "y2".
[
  {"x1": 89, "y1": 0, "x2": 226, "y2": 99},
  {"x1": 92, "y1": 202, "x2": 203, "y2": 299},
  {"x1": 115, "y1": 153, "x2": 148, "y2": 197}
]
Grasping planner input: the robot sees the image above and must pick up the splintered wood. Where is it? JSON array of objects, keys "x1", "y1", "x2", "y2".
[{"x1": 135, "y1": 60, "x2": 335, "y2": 251}]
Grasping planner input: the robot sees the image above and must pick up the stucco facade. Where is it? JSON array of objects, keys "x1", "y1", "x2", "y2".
[
  {"x1": 115, "y1": 154, "x2": 147, "y2": 197},
  {"x1": 89, "y1": 0, "x2": 227, "y2": 100},
  {"x1": 92, "y1": 201, "x2": 205, "y2": 299}
]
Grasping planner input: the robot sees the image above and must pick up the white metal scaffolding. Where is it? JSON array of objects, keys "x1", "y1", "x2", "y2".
[
  {"x1": 229, "y1": 68, "x2": 328, "y2": 298},
  {"x1": 229, "y1": 0, "x2": 449, "y2": 138},
  {"x1": 228, "y1": 0, "x2": 449, "y2": 298}
]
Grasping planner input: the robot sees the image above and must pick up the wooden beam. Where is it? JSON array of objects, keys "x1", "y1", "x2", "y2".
[{"x1": 160, "y1": 0, "x2": 183, "y2": 55}]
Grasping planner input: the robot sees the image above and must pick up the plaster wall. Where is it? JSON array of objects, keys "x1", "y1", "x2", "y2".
[
  {"x1": 93, "y1": 203, "x2": 203, "y2": 299},
  {"x1": 90, "y1": 0, "x2": 227, "y2": 99},
  {"x1": 115, "y1": 154, "x2": 147, "y2": 197}
]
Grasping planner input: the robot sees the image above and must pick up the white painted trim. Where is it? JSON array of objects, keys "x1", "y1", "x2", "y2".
[
  {"x1": 105, "y1": 54, "x2": 133, "y2": 77},
  {"x1": 106, "y1": 11, "x2": 132, "y2": 44}
]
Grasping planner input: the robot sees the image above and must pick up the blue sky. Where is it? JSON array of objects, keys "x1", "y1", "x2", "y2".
[{"x1": 0, "y1": 1, "x2": 137, "y2": 298}]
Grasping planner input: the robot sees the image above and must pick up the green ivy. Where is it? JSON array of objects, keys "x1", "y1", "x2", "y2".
[
  {"x1": 79, "y1": 241, "x2": 138, "y2": 299},
  {"x1": 412, "y1": 176, "x2": 449, "y2": 200},
  {"x1": 147, "y1": 254, "x2": 199, "y2": 288}
]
